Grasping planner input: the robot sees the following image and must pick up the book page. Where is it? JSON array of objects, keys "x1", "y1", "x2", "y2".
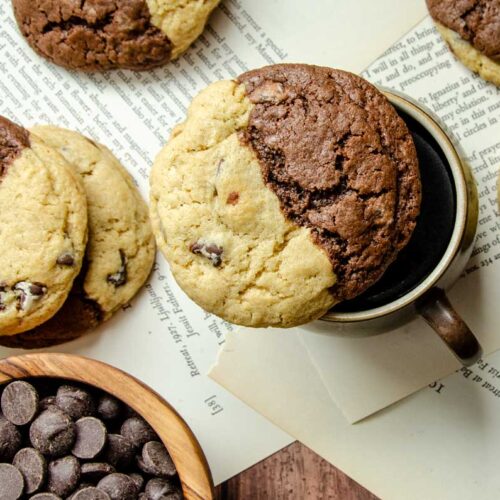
[
  {"x1": 211, "y1": 329, "x2": 500, "y2": 500},
  {"x1": 297, "y1": 16, "x2": 500, "y2": 422},
  {"x1": 0, "y1": 0, "x2": 426, "y2": 483}
]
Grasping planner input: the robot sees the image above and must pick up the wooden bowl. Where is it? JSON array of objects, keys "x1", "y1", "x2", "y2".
[{"x1": 0, "y1": 353, "x2": 214, "y2": 500}]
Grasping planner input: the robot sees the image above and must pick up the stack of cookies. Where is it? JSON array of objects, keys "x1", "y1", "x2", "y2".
[{"x1": 0, "y1": 118, "x2": 155, "y2": 348}]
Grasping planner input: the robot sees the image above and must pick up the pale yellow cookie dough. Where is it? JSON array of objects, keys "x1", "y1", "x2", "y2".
[
  {"x1": 150, "y1": 80, "x2": 337, "y2": 328},
  {"x1": 147, "y1": 0, "x2": 220, "y2": 59},
  {"x1": 31, "y1": 126, "x2": 156, "y2": 319},
  {"x1": 436, "y1": 21, "x2": 500, "y2": 86},
  {"x1": 0, "y1": 134, "x2": 87, "y2": 336}
]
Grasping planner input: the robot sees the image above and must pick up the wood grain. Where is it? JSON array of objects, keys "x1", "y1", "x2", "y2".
[
  {"x1": 0, "y1": 353, "x2": 214, "y2": 500},
  {"x1": 216, "y1": 442, "x2": 378, "y2": 500}
]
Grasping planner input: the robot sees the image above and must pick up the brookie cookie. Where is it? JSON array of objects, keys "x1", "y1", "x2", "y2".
[
  {"x1": 0, "y1": 117, "x2": 87, "y2": 337},
  {"x1": 150, "y1": 64, "x2": 421, "y2": 328},
  {"x1": 427, "y1": 0, "x2": 500, "y2": 86},
  {"x1": 0, "y1": 127, "x2": 155, "y2": 348},
  {"x1": 12, "y1": 0, "x2": 220, "y2": 71}
]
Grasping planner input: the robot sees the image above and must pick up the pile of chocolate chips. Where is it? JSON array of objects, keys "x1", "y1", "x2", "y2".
[{"x1": 0, "y1": 379, "x2": 183, "y2": 499}]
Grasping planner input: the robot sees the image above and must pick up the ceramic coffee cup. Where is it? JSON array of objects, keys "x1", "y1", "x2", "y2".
[{"x1": 320, "y1": 89, "x2": 480, "y2": 366}]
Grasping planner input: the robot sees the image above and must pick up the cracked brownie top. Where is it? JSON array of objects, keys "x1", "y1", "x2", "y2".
[{"x1": 238, "y1": 65, "x2": 421, "y2": 301}]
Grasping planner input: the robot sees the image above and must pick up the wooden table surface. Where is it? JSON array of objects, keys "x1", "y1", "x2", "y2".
[{"x1": 215, "y1": 442, "x2": 378, "y2": 500}]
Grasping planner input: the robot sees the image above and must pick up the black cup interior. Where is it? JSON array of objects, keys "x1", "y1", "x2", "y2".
[{"x1": 331, "y1": 107, "x2": 457, "y2": 313}]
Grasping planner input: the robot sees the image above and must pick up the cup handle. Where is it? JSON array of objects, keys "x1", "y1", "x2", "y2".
[{"x1": 416, "y1": 288, "x2": 482, "y2": 366}]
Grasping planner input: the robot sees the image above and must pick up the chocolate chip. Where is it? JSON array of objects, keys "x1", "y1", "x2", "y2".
[
  {"x1": 129, "y1": 472, "x2": 144, "y2": 491},
  {"x1": 139, "y1": 441, "x2": 176, "y2": 478},
  {"x1": 56, "y1": 385, "x2": 95, "y2": 420},
  {"x1": 97, "y1": 395, "x2": 122, "y2": 421},
  {"x1": 120, "y1": 417, "x2": 156, "y2": 449},
  {"x1": 56, "y1": 253, "x2": 75, "y2": 266},
  {"x1": 103, "y1": 434, "x2": 135, "y2": 469},
  {"x1": 1, "y1": 381, "x2": 39, "y2": 425},
  {"x1": 72, "y1": 417, "x2": 107, "y2": 460},
  {"x1": 39, "y1": 396, "x2": 57, "y2": 411},
  {"x1": 226, "y1": 192, "x2": 240, "y2": 205},
  {"x1": 0, "y1": 463, "x2": 24, "y2": 500},
  {"x1": 72, "y1": 487, "x2": 111, "y2": 500},
  {"x1": 13, "y1": 281, "x2": 47, "y2": 311},
  {"x1": 97, "y1": 473, "x2": 139, "y2": 500},
  {"x1": 67, "y1": 484, "x2": 95, "y2": 500},
  {"x1": 0, "y1": 416, "x2": 22, "y2": 461},
  {"x1": 13, "y1": 447, "x2": 46, "y2": 494},
  {"x1": 30, "y1": 408, "x2": 76, "y2": 457},
  {"x1": 144, "y1": 478, "x2": 181, "y2": 500},
  {"x1": 107, "y1": 250, "x2": 127, "y2": 287},
  {"x1": 30, "y1": 494, "x2": 62, "y2": 500},
  {"x1": 189, "y1": 241, "x2": 223, "y2": 267},
  {"x1": 47, "y1": 455, "x2": 81, "y2": 497},
  {"x1": 80, "y1": 462, "x2": 116, "y2": 483}
]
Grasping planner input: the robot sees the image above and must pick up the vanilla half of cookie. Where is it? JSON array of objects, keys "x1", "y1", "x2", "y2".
[
  {"x1": 0, "y1": 127, "x2": 156, "y2": 349},
  {"x1": 13, "y1": 0, "x2": 220, "y2": 71},
  {"x1": 427, "y1": 0, "x2": 500, "y2": 86},
  {"x1": 0, "y1": 117, "x2": 87, "y2": 336},
  {"x1": 150, "y1": 64, "x2": 421, "y2": 328}
]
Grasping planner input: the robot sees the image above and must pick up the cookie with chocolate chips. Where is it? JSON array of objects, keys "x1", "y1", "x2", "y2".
[
  {"x1": 0, "y1": 117, "x2": 87, "y2": 337},
  {"x1": 0, "y1": 126, "x2": 155, "y2": 348},
  {"x1": 150, "y1": 64, "x2": 421, "y2": 327},
  {"x1": 427, "y1": 0, "x2": 500, "y2": 86},
  {"x1": 12, "y1": 0, "x2": 220, "y2": 71}
]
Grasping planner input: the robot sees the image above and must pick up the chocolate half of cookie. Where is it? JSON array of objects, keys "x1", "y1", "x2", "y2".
[
  {"x1": 427, "y1": 0, "x2": 500, "y2": 62},
  {"x1": 12, "y1": 0, "x2": 220, "y2": 71},
  {"x1": 238, "y1": 64, "x2": 421, "y2": 302},
  {"x1": 427, "y1": 0, "x2": 500, "y2": 85}
]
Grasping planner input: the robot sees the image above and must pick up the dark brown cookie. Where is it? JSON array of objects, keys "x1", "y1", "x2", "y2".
[
  {"x1": 12, "y1": 0, "x2": 172, "y2": 71},
  {"x1": 427, "y1": 0, "x2": 500, "y2": 61},
  {"x1": 238, "y1": 64, "x2": 421, "y2": 301}
]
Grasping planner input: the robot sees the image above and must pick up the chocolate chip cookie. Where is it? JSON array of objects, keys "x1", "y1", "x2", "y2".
[
  {"x1": 0, "y1": 126, "x2": 155, "y2": 348},
  {"x1": 150, "y1": 64, "x2": 421, "y2": 327},
  {"x1": 427, "y1": 0, "x2": 500, "y2": 86},
  {"x1": 12, "y1": 0, "x2": 220, "y2": 71},
  {"x1": 0, "y1": 117, "x2": 87, "y2": 337}
]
